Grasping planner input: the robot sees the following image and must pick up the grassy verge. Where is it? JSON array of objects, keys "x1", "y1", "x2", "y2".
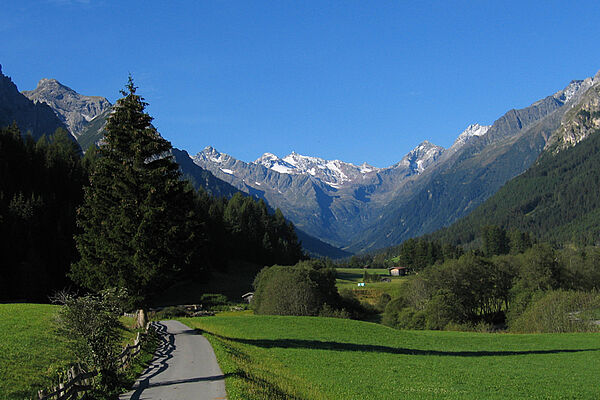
[
  {"x1": 118, "y1": 328, "x2": 159, "y2": 394},
  {"x1": 181, "y1": 314, "x2": 600, "y2": 400}
]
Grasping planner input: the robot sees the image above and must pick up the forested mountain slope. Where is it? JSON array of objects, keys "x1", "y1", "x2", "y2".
[{"x1": 430, "y1": 113, "x2": 600, "y2": 247}]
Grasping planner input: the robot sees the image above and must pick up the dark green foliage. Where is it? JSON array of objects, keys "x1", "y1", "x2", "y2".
[
  {"x1": 71, "y1": 79, "x2": 201, "y2": 307},
  {"x1": 53, "y1": 288, "x2": 127, "y2": 396},
  {"x1": 431, "y1": 128, "x2": 600, "y2": 247},
  {"x1": 383, "y1": 240, "x2": 600, "y2": 332},
  {"x1": 482, "y1": 225, "x2": 510, "y2": 256},
  {"x1": 222, "y1": 193, "x2": 304, "y2": 266},
  {"x1": 509, "y1": 290, "x2": 600, "y2": 333},
  {"x1": 0, "y1": 125, "x2": 85, "y2": 301},
  {"x1": 340, "y1": 238, "x2": 463, "y2": 271},
  {"x1": 193, "y1": 190, "x2": 305, "y2": 271},
  {"x1": 252, "y1": 265, "x2": 339, "y2": 316}
]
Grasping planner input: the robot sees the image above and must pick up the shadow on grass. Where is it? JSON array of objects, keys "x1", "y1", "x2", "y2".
[{"x1": 201, "y1": 330, "x2": 600, "y2": 358}]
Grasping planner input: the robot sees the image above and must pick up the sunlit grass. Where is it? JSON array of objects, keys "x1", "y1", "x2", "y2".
[
  {"x1": 182, "y1": 314, "x2": 600, "y2": 400},
  {"x1": 0, "y1": 304, "x2": 72, "y2": 400}
]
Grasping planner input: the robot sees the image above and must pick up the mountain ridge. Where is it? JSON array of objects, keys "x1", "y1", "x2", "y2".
[{"x1": 23, "y1": 78, "x2": 112, "y2": 139}]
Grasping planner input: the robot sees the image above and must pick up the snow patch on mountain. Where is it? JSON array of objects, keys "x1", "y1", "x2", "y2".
[
  {"x1": 393, "y1": 140, "x2": 445, "y2": 173},
  {"x1": 449, "y1": 123, "x2": 491, "y2": 151},
  {"x1": 254, "y1": 150, "x2": 380, "y2": 187}
]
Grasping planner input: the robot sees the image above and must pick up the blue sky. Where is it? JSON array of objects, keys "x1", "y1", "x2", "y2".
[{"x1": 3, "y1": 1, "x2": 600, "y2": 167}]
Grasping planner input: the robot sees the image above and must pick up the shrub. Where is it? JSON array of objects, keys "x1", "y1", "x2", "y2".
[
  {"x1": 53, "y1": 288, "x2": 127, "y2": 397},
  {"x1": 375, "y1": 293, "x2": 392, "y2": 312},
  {"x1": 510, "y1": 290, "x2": 600, "y2": 333},
  {"x1": 154, "y1": 305, "x2": 189, "y2": 319},
  {"x1": 252, "y1": 265, "x2": 339, "y2": 316},
  {"x1": 319, "y1": 303, "x2": 351, "y2": 319},
  {"x1": 382, "y1": 297, "x2": 408, "y2": 328}
]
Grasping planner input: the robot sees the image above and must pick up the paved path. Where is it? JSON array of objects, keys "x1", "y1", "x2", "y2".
[{"x1": 120, "y1": 320, "x2": 227, "y2": 400}]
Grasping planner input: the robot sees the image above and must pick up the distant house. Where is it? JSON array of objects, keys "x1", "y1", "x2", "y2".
[
  {"x1": 242, "y1": 292, "x2": 254, "y2": 303},
  {"x1": 388, "y1": 267, "x2": 407, "y2": 276}
]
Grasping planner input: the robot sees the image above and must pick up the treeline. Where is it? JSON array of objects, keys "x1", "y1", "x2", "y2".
[
  {"x1": 0, "y1": 123, "x2": 303, "y2": 302},
  {"x1": 383, "y1": 243, "x2": 600, "y2": 332},
  {"x1": 429, "y1": 127, "x2": 600, "y2": 248},
  {"x1": 194, "y1": 191, "x2": 304, "y2": 269},
  {"x1": 342, "y1": 239, "x2": 462, "y2": 270},
  {"x1": 342, "y1": 225, "x2": 532, "y2": 272}
]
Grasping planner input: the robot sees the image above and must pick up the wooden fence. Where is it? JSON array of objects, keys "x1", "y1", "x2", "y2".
[{"x1": 35, "y1": 322, "x2": 153, "y2": 400}]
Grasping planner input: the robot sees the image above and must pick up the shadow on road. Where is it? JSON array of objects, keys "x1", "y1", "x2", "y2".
[{"x1": 126, "y1": 321, "x2": 176, "y2": 400}]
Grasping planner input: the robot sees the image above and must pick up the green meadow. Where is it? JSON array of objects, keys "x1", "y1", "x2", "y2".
[
  {"x1": 0, "y1": 304, "x2": 149, "y2": 400},
  {"x1": 335, "y1": 268, "x2": 407, "y2": 303},
  {"x1": 182, "y1": 314, "x2": 600, "y2": 400},
  {"x1": 0, "y1": 304, "x2": 73, "y2": 400}
]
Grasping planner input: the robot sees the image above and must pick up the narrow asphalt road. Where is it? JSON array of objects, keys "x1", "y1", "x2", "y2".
[{"x1": 119, "y1": 320, "x2": 227, "y2": 400}]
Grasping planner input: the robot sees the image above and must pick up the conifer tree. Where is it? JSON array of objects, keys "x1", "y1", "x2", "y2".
[{"x1": 71, "y1": 78, "x2": 199, "y2": 307}]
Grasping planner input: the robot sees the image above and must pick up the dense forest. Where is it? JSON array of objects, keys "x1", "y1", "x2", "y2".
[
  {"x1": 0, "y1": 114, "x2": 304, "y2": 303},
  {"x1": 0, "y1": 124, "x2": 85, "y2": 301}
]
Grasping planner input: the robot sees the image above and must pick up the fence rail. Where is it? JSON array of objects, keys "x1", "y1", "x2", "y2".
[{"x1": 35, "y1": 322, "x2": 153, "y2": 400}]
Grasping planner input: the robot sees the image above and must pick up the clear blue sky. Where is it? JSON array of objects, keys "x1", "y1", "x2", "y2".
[{"x1": 3, "y1": 1, "x2": 600, "y2": 167}]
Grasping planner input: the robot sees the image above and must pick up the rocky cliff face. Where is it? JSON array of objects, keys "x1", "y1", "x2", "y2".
[
  {"x1": 0, "y1": 65, "x2": 68, "y2": 140},
  {"x1": 546, "y1": 72, "x2": 600, "y2": 152},
  {"x1": 22, "y1": 78, "x2": 112, "y2": 138}
]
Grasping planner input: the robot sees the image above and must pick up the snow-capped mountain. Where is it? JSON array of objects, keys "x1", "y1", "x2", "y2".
[
  {"x1": 254, "y1": 151, "x2": 380, "y2": 188},
  {"x1": 449, "y1": 124, "x2": 491, "y2": 151},
  {"x1": 191, "y1": 139, "x2": 450, "y2": 246},
  {"x1": 393, "y1": 140, "x2": 445, "y2": 174}
]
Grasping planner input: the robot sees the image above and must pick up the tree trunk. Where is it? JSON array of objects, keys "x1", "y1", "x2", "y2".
[{"x1": 135, "y1": 309, "x2": 148, "y2": 329}]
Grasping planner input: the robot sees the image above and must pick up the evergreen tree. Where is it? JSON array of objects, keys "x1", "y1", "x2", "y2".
[{"x1": 71, "y1": 78, "x2": 200, "y2": 307}]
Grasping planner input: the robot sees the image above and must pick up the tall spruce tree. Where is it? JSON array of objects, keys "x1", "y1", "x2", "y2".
[{"x1": 71, "y1": 78, "x2": 200, "y2": 307}]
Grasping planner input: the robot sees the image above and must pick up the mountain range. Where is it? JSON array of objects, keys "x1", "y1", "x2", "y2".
[
  {"x1": 191, "y1": 72, "x2": 598, "y2": 252},
  {"x1": 0, "y1": 67, "x2": 348, "y2": 258},
  {"x1": 3, "y1": 64, "x2": 599, "y2": 256}
]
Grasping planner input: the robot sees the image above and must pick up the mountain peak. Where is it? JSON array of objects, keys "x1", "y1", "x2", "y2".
[
  {"x1": 449, "y1": 123, "x2": 491, "y2": 150},
  {"x1": 22, "y1": 78, "x2": 112, "y2": 138},
  {"x1": 395, "y1": 140, "x2": 444, "y2": 173}
]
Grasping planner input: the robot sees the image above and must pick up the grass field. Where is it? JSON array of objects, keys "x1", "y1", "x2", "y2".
[
  {"x1": 335, "y1": 268, "x2": 407, "y2": 303},
  {"x1": 0, "y1": 304, "x2": 73, "y2": 400},
  {"x1": 0, "y1": 304, "x2": 152, "y2": 400},
  {"x1": 181, "y1": 314, "x2": 600, "y2": 399}
]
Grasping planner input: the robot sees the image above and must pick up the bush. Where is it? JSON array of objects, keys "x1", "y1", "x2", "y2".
[
  {"x1": 252, "y1": 265, "x2": 339, "y2": 316},
  {"x1": 154, "y1": 305, "x2": 189, "y2": 319},
  {"x1": 510, "y1": 290, "x2": 600, "y2": 333},
  {"x1": 53, "y1": 288, "x2": 127, "y2": 397},
  {"x1": 375, "y1": 293, "x2": 392, "y2": 312},
  {"x1": 382, "y1": 297, "x2": 409, "y2": 328},
  {"x1": 319, "y1": 303, "x2": 351, "y2": 319}
]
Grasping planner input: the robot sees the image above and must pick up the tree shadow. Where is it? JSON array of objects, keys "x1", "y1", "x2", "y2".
[
  {"x1": 202, "y1": 330, "x2": 600, "y2": 358},
  {"x1": 121, "y1": 321, "x2": 176, "y2": 400}
]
